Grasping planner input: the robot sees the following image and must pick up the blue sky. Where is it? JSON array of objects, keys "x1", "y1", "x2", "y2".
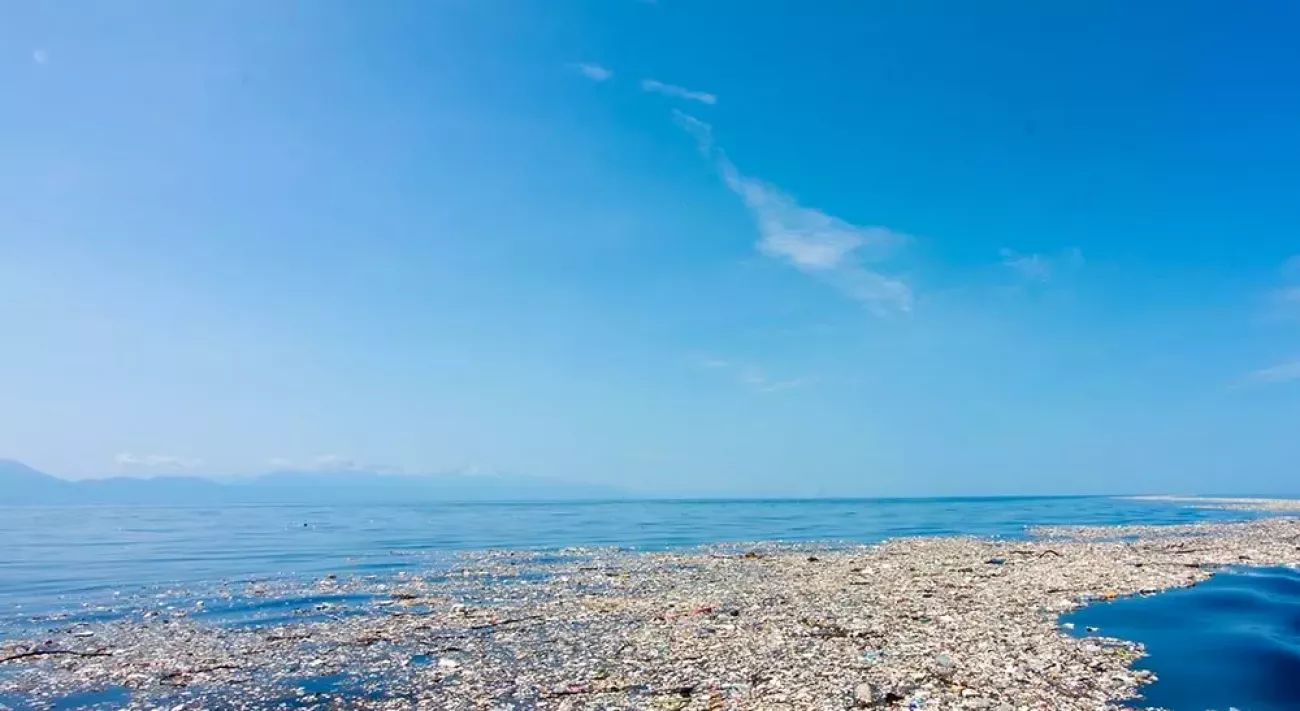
[{"x1": 3, "y1": 0, "x2": 1300, "y2": 496}]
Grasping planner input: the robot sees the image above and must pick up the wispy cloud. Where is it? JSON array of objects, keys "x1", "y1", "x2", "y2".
[
  {"x1": 642, "y1": 79, "x2": 717, "y2": 105},
  {"x1": 1276, "y1": 286, "x2": 1300, "y2": 304},
  {"x1": 674, "y1": 111, "x2": 912, "y2": 314},
  {"x1": 1000, "y1": 250, "x2": 1051, "y2": 282},
  {"x1": 674, "y1": 111, "x2": 715, "y2": 155},
  {"x1": 739, "y1": 369, "x2": 809, "y2": 393},
  {"x1": 1282, "y1": 254, "x2": 1300, "y2": 279},
  {"x1": 1244, "y1": 360, "x2": 1300, "y2": 385},
  {"x1": 692, "y1": 355, "x2": 809, "y2": 394},
  {"x1": 310, "y1": 453, "x2": 360, "y2": 469},
  {"x1": 1262, "y1": 285, "x2": 1300, "y2": 323},
  {"x1": 32, "y1": 50, "x2": 48, "y2": 65},
  {"x1": 267, "y1": 454, "x2": 403, "y2": 473},
  {"x1": 1000, "y1": 247, "x2": 1084, "y2": 283},
  {"x1": 115, "y1": 452, "x2": 202, "y2": 470},
  {"x1": 450, "y1": 464, "x2": 505, "y2": 478},
  {"x1": 573, "y1": 63, "x2": 613, "y2": 82},
  {"x1": 1262, "y1": 257, "x2": 1300, "y2": 321}
]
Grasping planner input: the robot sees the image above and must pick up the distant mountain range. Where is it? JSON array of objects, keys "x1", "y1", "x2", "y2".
[{"x1": 0, "y1": 459, "x2": 626, "y2": 505}]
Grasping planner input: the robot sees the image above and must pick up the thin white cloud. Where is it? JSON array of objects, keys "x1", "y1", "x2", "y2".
[
  {"x1": 32, "y1": 50, "x2": 49, "y2": 65},
  {"x1": 642, "y1": 79, "x2": 717, "y2": 105},
  {"x1": 673, "y1": 110, "x2": 715, "y2": 155},
  {"x1": 1276, "y1": 286, "x2": 1300, "y2": 304},
  {"x1": 1000, "y1": 247, "x2": 1084, "y2": 283},
  {"x1": 1264, "y1": 286, "x2": 1300, "y2": 323},
  {"x1": 310, "y1": 453, "x2": 358, "y2": 469},
  {"x1": 674, "y1": 111, "x2": 912, "y2": 314},
  {"x1": 115, "y1": 452, "x2": 202, "y2": 470},
  {"x1": 740, "y1": 369, "x2": 809, "y2": 393},
  {"x1": 693, "y1": 356, "x2": 809, "y2": 394},
  {"x1": 1063, "y1": 247, "x2": 1086, "y2": 267},
  {"x1": 1244, "y1": 360, "x2": 1300, "y2": 385},
  {"x1": 1282, "y1": 255, "x2": 1300, "y2": 279},
  {"x1": 266, "y1": 454, "x2": 404, "y2": 473},
  {"x1": 450, "y1": 464, "x2": 504, "y2": 478},
  {"x1": 1262, "y1": 258, "x2": 1300, "y2": 321},
  {"x1": 573, "y1": 63, "x2": 613, "y2": 82},
  {"x1": 1000, "y1": 250, "x2": 1051, "y2": 282}
]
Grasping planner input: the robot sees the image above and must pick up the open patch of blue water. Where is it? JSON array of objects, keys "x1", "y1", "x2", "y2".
[
  {"x1": 1064, "y1": 566, "x2": 1300, "y2": 711},
  {"x1": 0, "y1": 686, "x2": 131, "y2": 711}
]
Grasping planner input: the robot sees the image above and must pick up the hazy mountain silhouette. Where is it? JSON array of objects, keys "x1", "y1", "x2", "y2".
[
  {"x1": 0, "y1": 459, "x2": 75, "y2": 502},
  {"x1": 0, "y1": 459, "x2": 624, "y2": 505}
]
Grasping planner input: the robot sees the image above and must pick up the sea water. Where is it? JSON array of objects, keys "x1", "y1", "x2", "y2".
[{"x1": 1066, "y1": 566, "x2": 1300, "y2": 711}]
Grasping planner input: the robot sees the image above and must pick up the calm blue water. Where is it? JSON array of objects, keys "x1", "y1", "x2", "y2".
[
  {"x1": 0, "y1": 496, "x2": 1257, "y2": 622},
  {"x1": 1066, "y1": 566, "x2": 1300, "y2": 711}
]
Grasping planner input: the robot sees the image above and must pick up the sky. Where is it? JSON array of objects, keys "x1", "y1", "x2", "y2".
[{"x1": 3, "y1": 0, "x2": 1300, "y2": 496}]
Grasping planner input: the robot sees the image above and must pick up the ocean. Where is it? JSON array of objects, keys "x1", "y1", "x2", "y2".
[
  {"x1": 1, "y1": 496, "x2": 1294, "y2": 710},
  {"x1": 1065, "y1": 566, "x2": 1300, "y2": 711}
]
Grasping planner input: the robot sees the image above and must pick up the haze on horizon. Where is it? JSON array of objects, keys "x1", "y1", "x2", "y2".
[{"x1": 3, "y1": 1, "x2": 1300, "y2": 498}]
